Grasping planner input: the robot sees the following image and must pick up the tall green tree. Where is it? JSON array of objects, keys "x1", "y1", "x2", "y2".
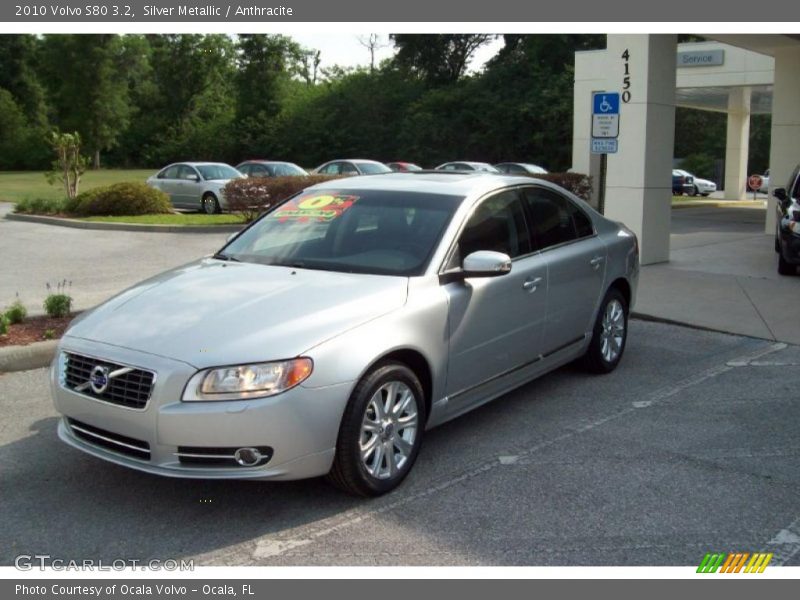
[
  {"x1": 390, "y1": 34, "x2": 495, "y2": 85},
  {"x1": 39, "y1": 34, "x2": 146, "y2": 168}
]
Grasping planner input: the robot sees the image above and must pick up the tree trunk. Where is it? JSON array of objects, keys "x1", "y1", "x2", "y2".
[{"x1": 93, "y1": 149, "x2": 100, "y2": 170}]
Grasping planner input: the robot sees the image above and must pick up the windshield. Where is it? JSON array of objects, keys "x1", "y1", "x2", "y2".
[
  {"x1": 221, "y1": 189, "x2": 462, "y2": 275},
  {"x1": 197, "y1": 164, "x2": 241, "y2": 180},
  {"x1": 358, "y1": 162, "x2": 392, "y2": 175}
]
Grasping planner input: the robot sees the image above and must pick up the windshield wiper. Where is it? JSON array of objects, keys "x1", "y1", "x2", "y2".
[{"x1": 212, "y1": 252, "x2": 240, "y2": 262}]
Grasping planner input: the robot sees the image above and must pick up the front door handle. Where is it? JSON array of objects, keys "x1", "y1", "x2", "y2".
[
  {"x1": 522, "y1": 276, "x2": 543, "y2": 292},
  {"x1": 590, "y1": 255, "x2": 605, "y2": 269}
]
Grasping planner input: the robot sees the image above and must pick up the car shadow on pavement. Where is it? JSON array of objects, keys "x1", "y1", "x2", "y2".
[{"x1": 1, "y1": 415, "x2": 366, "y2": 565}]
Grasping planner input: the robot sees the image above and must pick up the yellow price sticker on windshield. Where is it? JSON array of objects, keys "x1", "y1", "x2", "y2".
[{"x1": 276, "y1": 193, "x2": 358, "y2": 222}]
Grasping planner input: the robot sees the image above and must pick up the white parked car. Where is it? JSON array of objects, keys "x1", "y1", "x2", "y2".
[
  {"x1": 674, "y1": 169, "x2": 716, "y2": 197},
  {"x1": 760, "y1": 169, "x2": 770, "y2": 193}
]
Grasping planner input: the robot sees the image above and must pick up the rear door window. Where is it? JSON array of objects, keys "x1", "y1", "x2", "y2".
[{"x1": 522, "y1": 187, "x2": 594, "y2": 250}]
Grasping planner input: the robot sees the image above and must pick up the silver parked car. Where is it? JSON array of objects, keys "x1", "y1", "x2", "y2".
[
  {"x1": 146, "y1": 162, "x2": 245, "y2": 214},
  {"x1": 52, "y1": 173, "x2": 638, "y2": 496},
  {"x1": 313, "y1": 159, "x2": 391, "y2": 176},
  {"x1": 435, "y1": 161, "x2": 500, "y2": 173}
]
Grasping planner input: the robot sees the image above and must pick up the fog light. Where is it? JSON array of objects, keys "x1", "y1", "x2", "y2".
[{"x1": 234, "y1": 447, "x2": 262, "y2": 466}]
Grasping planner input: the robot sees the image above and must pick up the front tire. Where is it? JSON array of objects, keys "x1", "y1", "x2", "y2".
[
  {"x1": 202, "y1": 193, "x2": 220, "y2": 215},
  {"x1": 581, "y1": 288, "x2": 628, "y2": 374},
  {"x1": 778, "y1": 252, "x2": 795, "y2": 276},
  {"x1": 327, "y1": 362, "x2": 426, "y2": 496}
]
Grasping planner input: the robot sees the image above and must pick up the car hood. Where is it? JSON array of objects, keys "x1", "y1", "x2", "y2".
[
  {"x1": 695, "y1": 177, "x2": 715, "y2": 186},
  {"x1": 65, "y1": 259, "x2": 408, "y2": 368}
]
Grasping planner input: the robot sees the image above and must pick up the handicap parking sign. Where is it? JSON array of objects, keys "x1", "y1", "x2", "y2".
[{"x1": 593, "y1": 93, "x2": 620, "y2": 115}]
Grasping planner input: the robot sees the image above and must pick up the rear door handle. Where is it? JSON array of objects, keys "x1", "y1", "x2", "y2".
[
  {"x1": 522, "y1": 276, "x2": 543, "y2": 292},
  {"x1": 590, "y1": 256, "x2": 605, "y2": 269}
]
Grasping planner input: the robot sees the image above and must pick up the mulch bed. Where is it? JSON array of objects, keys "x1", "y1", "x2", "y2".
[{"x1": 0, "y1": 314, "x2": 73, "y2": 348}]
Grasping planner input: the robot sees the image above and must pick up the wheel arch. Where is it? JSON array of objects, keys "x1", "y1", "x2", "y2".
[
  {"x1": 608, "y1": 277, "x2": 632, "y2": 308},
  {"x1": 362, "y1": 348, "x2": 434, "y2": 423}
]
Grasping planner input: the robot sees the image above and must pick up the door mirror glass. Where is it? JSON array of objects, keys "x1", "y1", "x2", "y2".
[
  {"x1": 773, "y1": 187, "x2": 788, "y2": 202},
  {"x1": 462, "y1": 251, "x2": 512, "y2": 277}
]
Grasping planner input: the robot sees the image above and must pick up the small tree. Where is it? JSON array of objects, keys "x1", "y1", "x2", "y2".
[{"x1": 46, "y1": 131, "x2": 88, "y2": 201}]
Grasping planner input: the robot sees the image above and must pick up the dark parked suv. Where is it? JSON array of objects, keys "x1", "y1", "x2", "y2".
[{"x1": 774, "y1": 165, "x2": 800, "y2": 275}]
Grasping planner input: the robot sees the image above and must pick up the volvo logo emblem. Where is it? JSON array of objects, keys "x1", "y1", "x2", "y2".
[{"x1": 89, "y1": 365, "x2": 110, "y2": 394}]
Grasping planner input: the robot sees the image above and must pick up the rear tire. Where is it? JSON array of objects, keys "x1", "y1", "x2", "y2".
[
  {"x1": 581, "y1": 288, "x2": 628, "y2": 374},
  {"x1": 327, "y1": 362, "x2": 426, "y2": 497},
  {"x1": 690, "y1": 185, "x2": 699, "y2": 197}
]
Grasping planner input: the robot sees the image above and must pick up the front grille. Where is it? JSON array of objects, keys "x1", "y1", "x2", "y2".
[
  {"x1": 177, "y1": 446, "x2": 273, "y2": 467},
  {"x1": 67, "y1": 418, "x2": 151, "y2": 461},
  {"x1": 64, "y1": 353, "x2": 155, "y2": 410}
]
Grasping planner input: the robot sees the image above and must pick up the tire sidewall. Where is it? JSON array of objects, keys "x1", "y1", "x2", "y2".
[
  {"x1": 337, "y1": 363, "x2": 426, "y2": 496},
  {"x1": 203, "y1": 194, "x2": 218, "y2": 214},
  {"x1": 590, "y1": 288, "x2": 628, "y2": 373}
]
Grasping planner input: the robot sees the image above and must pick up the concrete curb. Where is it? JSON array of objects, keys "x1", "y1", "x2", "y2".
[
  {"x1": 5, "y1": 212, "x2": 243, "y2": 233},
  {"x1": 0, "y1": 340, "x2": 58, "y2": 373},
  {"x1": 631, "y1": 311, "x2": 773, "y2": 342},
  {"x1": 672, "y1": 200, "x2": 766, "y2": 210}
]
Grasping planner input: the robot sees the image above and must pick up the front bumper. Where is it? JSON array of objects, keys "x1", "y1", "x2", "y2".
[{"x1": 51, "y1": 336, "x2": 351, "y2": 480}]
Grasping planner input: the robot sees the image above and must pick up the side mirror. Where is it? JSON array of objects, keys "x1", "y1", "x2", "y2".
[
  {"x1": 773, "y1": 187, "x2": 788, "y2": 202},
  {"x1": 462, "y1": 251, "x2": 512, "y2": 278},
  {"x1": 186, "y1": 174, "x2": 200, "y2": 182}
]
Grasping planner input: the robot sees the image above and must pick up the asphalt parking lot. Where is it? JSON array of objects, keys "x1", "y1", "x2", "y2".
[
  {"x1": 0, "y1": 202, "x2": 229, "y2": 314},
  {"x1": 3, "y1": 320, "x2": 799, "y2": 566}
]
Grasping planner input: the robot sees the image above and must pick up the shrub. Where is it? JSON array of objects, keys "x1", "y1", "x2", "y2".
[
  {"x1": 14, "y1": 197, "x2": 69, "y2": 215},
  {"x1": 65, "y1": 182, "x2": 172, "y2": 217},
  {"x1": 4, "y1": 300, "x2": 27, "y2": 324},
  {"x1": 223, "y1": 175, "x2": 346, "y2": 222},
  {"x1": 520, "y1": 172, "x2": 593, "y2": 203},
  {"x1": 0, "y1": 314, "x2": 8, "y2": 336},
  {"x1": 43, "y1": 328, "x2": 56, "y2": 340},
  {"x1": 44, "y1": 293, "x2": 72, "y2": 318}
]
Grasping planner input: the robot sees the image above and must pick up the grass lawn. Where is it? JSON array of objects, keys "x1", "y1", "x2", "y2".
[
  {"x1": 0, "y1": 169, "x2": 155, "y2": 203},
  {"x1": 80, "y1": 213, "x2": 243, "y2": 226}
]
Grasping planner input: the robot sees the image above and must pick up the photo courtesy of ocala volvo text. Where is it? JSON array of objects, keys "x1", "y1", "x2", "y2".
[{"x1": 51, "y1": 171, "x2": 638, "y2": 496}]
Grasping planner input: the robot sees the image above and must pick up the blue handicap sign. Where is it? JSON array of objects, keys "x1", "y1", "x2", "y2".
[{"x1": 593, "y1": 92, "x2": 620, "y2": 115}]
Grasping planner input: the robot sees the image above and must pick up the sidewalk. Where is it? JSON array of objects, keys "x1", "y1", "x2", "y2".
[{"x1": 634, "y1": 204, "x2": 800, "y2": 345}]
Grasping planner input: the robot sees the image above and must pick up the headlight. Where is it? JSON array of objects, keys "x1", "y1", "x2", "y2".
[{"x1": 182, "y1": 358, "x2": 313, "y2": 401}]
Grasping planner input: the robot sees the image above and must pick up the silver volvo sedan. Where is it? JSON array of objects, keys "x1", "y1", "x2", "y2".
[{"x1": 52, "y1": 173, "x2": 638, "y2": 496}]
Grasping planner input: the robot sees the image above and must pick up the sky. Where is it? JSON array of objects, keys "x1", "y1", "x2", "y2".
[{"x1": 289, "y1": 33, "x2": 506, "y2": 73}]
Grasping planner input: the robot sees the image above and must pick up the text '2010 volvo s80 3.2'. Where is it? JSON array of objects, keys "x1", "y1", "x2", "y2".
[{"x1": 52, "y1": 172, "x2": 639, "y2": 496}]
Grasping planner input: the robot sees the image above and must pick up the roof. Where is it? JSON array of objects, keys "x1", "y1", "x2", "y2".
[{"x1": 304, "y1": 171, "x2": 555, "y2": 198}]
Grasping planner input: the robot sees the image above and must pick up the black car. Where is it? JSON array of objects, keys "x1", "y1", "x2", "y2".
[
  {"x1": 672, "y1": 170, "x2": 694, "y2": 195},
  {"x1": 774, "y1": 165, "x2": 800, "y2": 275}
]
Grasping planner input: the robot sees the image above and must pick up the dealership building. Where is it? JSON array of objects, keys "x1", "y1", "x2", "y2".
[{"x1": 572, "y1": 35, "x2": 800, "y2": 264}]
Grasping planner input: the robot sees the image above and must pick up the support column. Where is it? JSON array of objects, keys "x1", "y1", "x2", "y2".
[
  {"x1": 572, "y1": 50, "x2": 607, "y2": 210},
  {"x1": 723, "y1": 87, "x2": 751, "y2": 200},
  {"x1": 604, "y1": 35, "x2": 677, "y2": 265},
  {"x1": 766, "y1": 46, "x2": 800, "y2": 234}
]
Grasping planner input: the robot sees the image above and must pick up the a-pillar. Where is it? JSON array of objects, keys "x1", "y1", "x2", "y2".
[
  {"x1": 723, "y1": 87, "x2": 751, "y2": 200},
  {"x1": 766, "y1": 46, "x2": 800, "y2": 234},
  {"x1": 603, "y1": 34, "x2": 677, "y2": 265}
]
